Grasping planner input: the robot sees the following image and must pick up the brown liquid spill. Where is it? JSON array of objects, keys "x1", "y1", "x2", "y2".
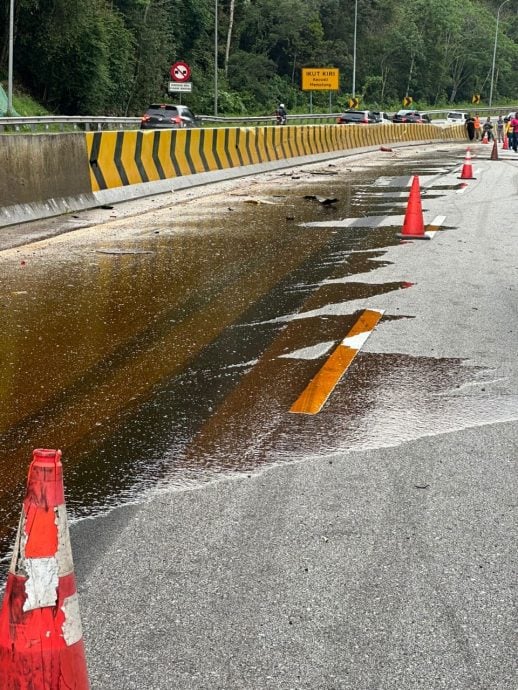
[
  {"x1": 2, "y1": 147, "x2": 494, "y2": 573},
  {"x1": 169, "y1": 353, "x2": 491, "y2": 478}
]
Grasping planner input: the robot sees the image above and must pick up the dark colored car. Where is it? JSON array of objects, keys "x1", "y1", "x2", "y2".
[
  {"x1": 337, "y1": 109, "x2": 378, "y2": 124},
  {"x1": 392, "y1": 110, "x2": 431, "y2": 124},
  {"x1": 140, "y1": 104, "x2": 198, "y2": 130}
]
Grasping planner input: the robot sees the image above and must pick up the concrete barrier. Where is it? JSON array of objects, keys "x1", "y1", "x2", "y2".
[
  {"x1": 0, "y1": 124, "x2": 465, "y2": 228},
  {"x1": 0, "y1": 133, "x2": 95, "y2": 227}
]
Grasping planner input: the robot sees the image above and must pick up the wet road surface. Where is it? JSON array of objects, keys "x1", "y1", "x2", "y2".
[
  {"x1": 2, "y1": 141, "x2": 518, "y2": 689},
  {"x1": 0, "y1": 145, "x2": 505, "y2": 571}
]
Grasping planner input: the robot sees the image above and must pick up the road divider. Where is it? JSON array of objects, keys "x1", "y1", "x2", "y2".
[
  {"x1": 85, "y1": 124, "x2": 463, "y2": 194},
  {"x1": 0, "y1": 124, "x2": 465, "y2": 228},
  {"x1": 290, "y1": 308, "x2": 384, "y2": 415}
]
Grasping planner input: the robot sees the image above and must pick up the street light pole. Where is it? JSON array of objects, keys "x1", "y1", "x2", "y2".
[
  {"x1": 489, "y1": 0, "x2": 510, "y2": 107},
  {"x1": 214, "y1": 0, "x2": 218, "y2": 116},
  {"x1": 7, "y1": 0, "x2": 14, "y2": 114},
  {"x1": 352, "y1": 0, "x2": 358, "y2": 97}
]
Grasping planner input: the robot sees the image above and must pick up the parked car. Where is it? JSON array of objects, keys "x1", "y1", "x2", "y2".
[
  {"x1": 446, "y1": 111, "x2": 468, "y2": 124},
  {"x1": 140, "y1": 104, "x2": 198, "y2": 130},
  {"x1": 372, "y1": 111, "x2": 393, "y2": 124},
  {"x1": 337, "y1": 109, "x2": 378, "y2": 124},
  {"x1": 393, "y1": 110, "x2": 431, "y2": 124}
]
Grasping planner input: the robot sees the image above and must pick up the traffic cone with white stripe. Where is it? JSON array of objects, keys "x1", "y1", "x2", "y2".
[
  {"x1": 396, "y1": 176, "x2": 429, "y2": 240},
  {"x1": 0, "y1": 449, "x2": 90, "y2": 689},
  {"x1": 458, "y1": 147, "x2": 475, "y2": 180}
]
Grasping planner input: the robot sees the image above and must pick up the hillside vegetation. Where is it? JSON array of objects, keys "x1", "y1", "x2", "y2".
[{"x1": 0, "y1": 0, "x2": 517, "y2": 116}]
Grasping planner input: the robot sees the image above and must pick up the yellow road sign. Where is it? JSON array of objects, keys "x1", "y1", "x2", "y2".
[
  {"x1": 348, "y1": 97, "x2": 361, "y2": 109},
  {"x1": 472, "y1": 94, "x2": 481, "y2": 104},
  {"x1": 402, "y1": 96, "x2": 413, "y2": 107},
  {"x1": 302, "y1": 68, "x2": 340, "y2": 91}
]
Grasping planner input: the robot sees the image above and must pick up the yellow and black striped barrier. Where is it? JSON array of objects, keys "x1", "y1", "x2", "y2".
[
  {"x1": 85, "y1": 124, "x2": 464, "y2": 193},
  {"x1": 0, "y1": 123, "x2": 465, "y2": 228}
]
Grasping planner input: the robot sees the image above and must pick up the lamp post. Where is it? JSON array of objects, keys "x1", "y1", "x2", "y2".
[
  {"x1": 489, "y1": 0, "x2": 510, "y2": 107},
  {"x1": 214, "y1": 0, "x2": 218, "y2": 116},
  {"x1": 352, "y1": 0, "x2": 358, "y2": 97},
  {"x1": 7, "y1": 0, "x2": 14, "y2": 114}
]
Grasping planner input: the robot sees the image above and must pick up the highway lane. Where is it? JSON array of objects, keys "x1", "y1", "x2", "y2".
[
  {"x1": 0, "y1": 145, "x2": 454, "y2": 564},
  {"x1": 1, "y1": 142, "x2": 517, "y2": 688}
]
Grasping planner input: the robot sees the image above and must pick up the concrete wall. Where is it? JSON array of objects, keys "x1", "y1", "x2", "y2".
[
  {"x1": 0, "y1": 132, "x2": 94, "y2": 227},
  {"x1": 0, "y1": 124, "x2": 465, "y2": 228}
]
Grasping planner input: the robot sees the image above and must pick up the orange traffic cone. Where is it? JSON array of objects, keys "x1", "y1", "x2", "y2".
[
  {"x1": 458, "y1": 147, "x2": 475, "y2": 180},
  {"x1": 396, "y1": 176, "x2": 429, "y2": 240},
  {"x1": 481, "y1": 131, "x2": 488, "y2": 143},
  {"x1": 0, "y1": 449, "x2": 90, "y2": 690},
  {"x1": 503, "y1": 135, "x2": 509, "y2": 150},
  {"x1": 490, "y1": 139, "x2": 499, "y2": 161}
]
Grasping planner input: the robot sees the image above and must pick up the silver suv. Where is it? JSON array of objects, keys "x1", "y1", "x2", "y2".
[{"x1": 337, "y1": 110, "x2": 377, "y2": 124}]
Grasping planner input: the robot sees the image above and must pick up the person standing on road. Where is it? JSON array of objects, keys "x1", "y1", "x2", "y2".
[
  {"x1": 510, "y1": 114, "x2": 518, "y2": 152},
  {"x1": 496, "y1": 115, "x2": 504, "y2": 143},
  {"x1": 474, "y1": 114, "x2": 481, "y2": 140},
  {"x1": 482, "y1": 117, "x2": 494, "y2": 142},
  {"x1": 465, "y1": 113, "x2": 475, "y2": 141},
  {"x1": 505, "y1": 117, "x2": 513, "y2": 148}
]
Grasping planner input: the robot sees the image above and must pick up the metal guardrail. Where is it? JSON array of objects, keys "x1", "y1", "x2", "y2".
[
  {"x1": 0, "y1": 113, "x2": 342, "y2": 132},
  {"x1": 1, "y1": 107, "x2": 517, "y2": 133},
  {"x1": 0, "y1": 115, "x2": 142, "y2": 132}
]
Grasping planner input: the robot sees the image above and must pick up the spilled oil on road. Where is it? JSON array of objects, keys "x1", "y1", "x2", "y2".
[{"x1": 0, "y1": 145, "x2": 505, "y2": 574}]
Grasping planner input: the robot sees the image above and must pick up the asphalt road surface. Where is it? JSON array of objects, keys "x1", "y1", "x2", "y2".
[{"x1": 3, "y1": 142, "x2": 517, "y2": 689}]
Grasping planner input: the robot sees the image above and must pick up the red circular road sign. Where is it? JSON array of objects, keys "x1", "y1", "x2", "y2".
[{"x1": 170, "y1": 61, "x2": 191, "y2": 83}]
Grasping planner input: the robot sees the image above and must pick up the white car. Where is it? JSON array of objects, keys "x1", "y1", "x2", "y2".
[
  {"x1": 372, "y1": 111, "x2": 393, "y2": 124},
  {"x1": 446, "y1": 111, "x2": 468, "y2": 124}
]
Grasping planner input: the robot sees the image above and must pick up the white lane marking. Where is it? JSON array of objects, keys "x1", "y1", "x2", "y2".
[
  {"x1": 354, "y1": 191, "x2": 408, "y2": 198},
  {"x1": 300, "y1": 214, "x2": 406, "y2": 228},
  {"x1": 424, "y1": 215, "x2": 446, "y2": 240},
  {"x1": 342, "y1": 331, "x2": 372, "y2": 349},
  {"x1": 255, "y1": 301, "x2": 361, "y2": 325},
  {"x1": 226, "y1": 359, "x2": 259, "y2": 369},
  {"x1": 279, "y1": 341, "x2": 336, "y2": 360}
]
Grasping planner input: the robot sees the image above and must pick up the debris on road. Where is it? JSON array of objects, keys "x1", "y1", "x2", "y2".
[{"x1": 303, "y1": 195, "x2": 338, "y2": 205}]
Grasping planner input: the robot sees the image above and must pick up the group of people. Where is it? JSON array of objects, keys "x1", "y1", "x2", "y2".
[{"x1": 465, "y1": 113, "x2": 518, "y2": 151}]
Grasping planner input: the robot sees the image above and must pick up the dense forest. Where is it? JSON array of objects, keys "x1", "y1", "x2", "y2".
[{"x1": 0, "y1": 0, "x2": 517, "y2": 116}]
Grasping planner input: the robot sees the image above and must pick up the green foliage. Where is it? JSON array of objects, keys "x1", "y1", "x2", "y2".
[
  {"x1": 0, "y1": 82, "x2": 49, "y2": 115},
  {"x1": 0, "y1": 0, "x2": 517, "y2": 115},
  {"x1": 227, "y1": 51, "x2": 277, "y2": 107}
]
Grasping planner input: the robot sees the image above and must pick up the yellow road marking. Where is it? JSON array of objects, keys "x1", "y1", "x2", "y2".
[{"x1": 290, "y1": 308, "x2": 384, "y2": 415}]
